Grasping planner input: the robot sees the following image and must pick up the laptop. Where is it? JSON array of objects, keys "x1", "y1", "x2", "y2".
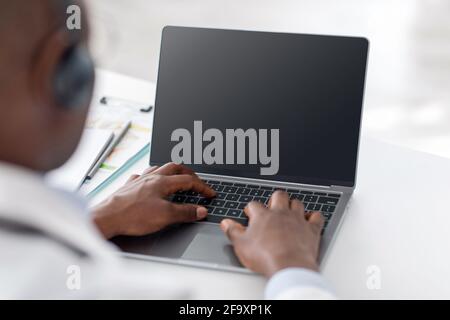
[{"x1": 113, "y1": 26, "x2": 369, "y2": 272}]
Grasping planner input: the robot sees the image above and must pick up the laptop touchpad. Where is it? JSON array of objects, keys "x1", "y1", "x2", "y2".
[
  {"x1": 115, "y1": 223, "x2": 243, "y2": 268},
  {"x1": 181, "y1": 232, "x2": 241, "y2": 266}
]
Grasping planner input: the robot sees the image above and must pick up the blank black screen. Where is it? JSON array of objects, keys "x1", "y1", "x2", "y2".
[{"x1": 151, "y1": 26, "x2": 368, "y2": 187}]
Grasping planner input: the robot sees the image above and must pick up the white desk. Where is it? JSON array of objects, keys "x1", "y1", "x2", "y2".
[{"x1": 90, "y1": 69, "x2": 450, "y2": 299}]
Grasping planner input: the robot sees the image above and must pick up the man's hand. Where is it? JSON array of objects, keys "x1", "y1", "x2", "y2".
[
  {"x1": 220, "y1": 191, "x2": 324, "y2": 277},
  {"x1": 92, "y1": 163, "x2": 215, "y2": 239}
]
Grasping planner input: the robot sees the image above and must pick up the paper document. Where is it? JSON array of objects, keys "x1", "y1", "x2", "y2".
[{"x1": 80, "y1": 98, "x2": 153, "y2": 195}]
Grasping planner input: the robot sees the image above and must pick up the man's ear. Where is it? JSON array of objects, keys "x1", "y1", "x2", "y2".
[{"x1": 29, "y1": 29, "x2": 74, "y2": 114}]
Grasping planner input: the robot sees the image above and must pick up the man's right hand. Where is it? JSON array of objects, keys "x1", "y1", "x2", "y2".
[{"x1": 220, "y1": 190, "x2": 324, "y2": 278}]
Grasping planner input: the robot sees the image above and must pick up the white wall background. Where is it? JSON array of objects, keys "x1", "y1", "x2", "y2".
[{"x1": 86, "y1": 0, "x2": 450, "y2": 158}]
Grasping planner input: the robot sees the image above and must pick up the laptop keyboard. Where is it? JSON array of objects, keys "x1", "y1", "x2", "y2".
[{"x1": 170, "y1": 180, "x2": 340, "y2": 234}]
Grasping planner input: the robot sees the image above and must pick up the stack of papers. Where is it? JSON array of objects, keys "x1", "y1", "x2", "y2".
[{"x1": 79, "y1": 98, "x2": 154, "y2": 197}]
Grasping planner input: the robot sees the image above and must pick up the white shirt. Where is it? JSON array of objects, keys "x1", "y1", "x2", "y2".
[{"x1": 0, "y1": 161, "x2": 335, "y2": 299}]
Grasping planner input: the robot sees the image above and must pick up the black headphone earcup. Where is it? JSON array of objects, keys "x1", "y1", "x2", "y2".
[{"x1": 53, "y1": 45, "x2": 95, "y2": 110}]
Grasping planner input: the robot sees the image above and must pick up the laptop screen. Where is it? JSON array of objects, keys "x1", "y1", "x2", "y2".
[{"x1": 151, "y1": 27, "x2": 368, "y2": 187}]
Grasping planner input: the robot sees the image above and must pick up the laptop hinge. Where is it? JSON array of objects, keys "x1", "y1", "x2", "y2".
[
  {"x1": 197, "y1": 172, "x2": 336, "y2": 191},
  {"x1": 330, "y1": 185, "x2": 354, "y2": 193}
]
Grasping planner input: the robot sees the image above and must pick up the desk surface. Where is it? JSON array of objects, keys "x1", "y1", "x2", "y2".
[{"x1": 90, "y1": 69, "x2": 450, "y2": 299}]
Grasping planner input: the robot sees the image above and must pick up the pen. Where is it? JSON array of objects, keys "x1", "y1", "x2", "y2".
[
  {"x1": 86, "y1": 121, "x2": 132, "y2": 179},
  {"x1": 100, "y1": 96, "x2": 154, "y2": 113}
]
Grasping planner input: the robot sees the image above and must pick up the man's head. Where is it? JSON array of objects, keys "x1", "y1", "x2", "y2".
[{"x1": 0, "y1": 0, "x2": 94, "y2": 172}]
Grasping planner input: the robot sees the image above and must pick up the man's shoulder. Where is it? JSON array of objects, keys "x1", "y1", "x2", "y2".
[{"x1": 0, "y1": 223, "x2": 122, "y2": 298}]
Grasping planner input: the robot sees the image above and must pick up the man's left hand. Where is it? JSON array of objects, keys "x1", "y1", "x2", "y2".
[{"x1": 91, "y1": 163, "x2": 216, "y2": 239}]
